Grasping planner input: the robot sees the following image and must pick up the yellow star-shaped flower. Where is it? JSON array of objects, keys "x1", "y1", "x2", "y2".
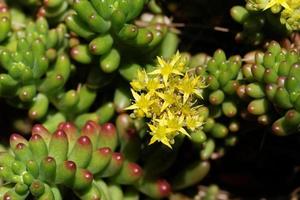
[
  {"x1": 130, "y1": 69, "x2": 148, "y2": 91},
  {"x1": 156, "y1": 90, "x2": 177, "y2": 112},
  {"x1": 177, "y1": 74, "x2": 205, "y2": 103},
  {"x1": 149, "y1": 52, "x2": 183, "y2": 85},
  {"x1": 126, "y1": 51, "x2": 206, "y2": 148},
  {"x1": 126, "y1": 90, "x2": 154, "y2": 117},
  {"x1": 146, "y1": 77, "x2": 163, "y2": 94},
  {"x1": 165, "y1": 110, "x2": 190, "y2": 137},
  {"x1": 186, "y1": 115, "x2": 205, "y2": 131},
  {"x1": 148, "y1": 122, "x2": 173, "y2": 149}
]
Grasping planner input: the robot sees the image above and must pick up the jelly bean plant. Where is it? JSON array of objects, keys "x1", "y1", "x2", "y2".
[{"x1": 0, "y1": 0, "x2": 300, "y2": 199}]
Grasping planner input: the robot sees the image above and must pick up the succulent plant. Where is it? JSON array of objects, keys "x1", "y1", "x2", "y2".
[
  {"x1": 0, "y1": 120, "x2": 171, "y2": 199},
  {"x1": 186, "y1": 40, "x2": 300, "y2": 138},
  {"x1": 0, "y1": 16, "x2": 68, "y2": 116},
  {"x1": 128, "y1": 40, "x2": 300, "y2": 194},
  {"x1": 245, "y1": 0, "x2": 300, "y2": 31},
  {"x1": 0, "y1": 3, "x2": 10, "y2": 43},
  {"x1": 1, "y1": 0, "x2": 300, "y2": 199},
  {"x1": 230, "y1": 5, "x2": 266, "y2": 45},
  {"x1": 66, "y1": 0, "x2": 178, "y2": 79},
  {"x1": 37, "y1": 0, "x2": 71, "y2": 23},
  {"x1": 240, "y1": 41, "x2": 300, "y2": 135},
  {"x1": 0, "y1": 15, "x2": 98, "y2": 125},
  {"x1": 230, "y1": 4, "x2": 289, "y2": 45}
]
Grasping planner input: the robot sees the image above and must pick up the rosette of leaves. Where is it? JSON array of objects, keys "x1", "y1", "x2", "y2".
[
  {"x1": 0, "y1": 16, "x2": 101, "y2": 127},
  {"x1": 182, "y1": 50, "x2": 241, "y2": 160},
  {"x1": 0, "y1": 120, "x2": 171, "y2": 199},
  {"x1": 240, "y1": 41, "x2": 300, "y2": 136},
  {"x1": 0, "y1": 17, "x2": 70, "y2": 120},
  {"x1": 187, "y1": 40, "x2": 300, "y2": 137},
  {"x1": 65, "y1": 0, "x2": 178, "y2": 82}
]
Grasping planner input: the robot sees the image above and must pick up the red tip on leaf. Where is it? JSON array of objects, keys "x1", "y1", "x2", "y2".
[
  {"x1": 58, "y1": 122, "x2": 76, "y2": 130},
  {"x1": 37, "y1": 8, "x2": 45, "y2": 18},
  {"x1": 58, "y1": 122, "x2": 78, "y2": 141},
  {"x1": 10, "y1": 134, "x2": 24, "y2": 142},
  {"x1": 53, "y1": 130, "x2": 67, "y2": 139},
  {"x1": 102, "y1": 123, "x2": 115, "y2": 132},
  {"x1": 90, "y1": 44, "x2": 97, "y2": 53},
  {"x1": 78, "y1": 136, "x2": 91, "y2": 146},
  {"x1": 82, "y1": 121, "x2": 100, "y2": 136},
  {"x1": 272, "y1": 121, "x2": 282, "y2": 135},
  {"x1": 70, "y1": 47, "x2": 79, "y2": 58},
  {"x1": 30, "y1": 134, "x2": 42, "y2": 141},
  {"x1": 0, "y1": 4, "x2": 8, "y2": 13},
  {"x1": 265, "y1": 84, "x2": 274, "y2": 91},
  {"x1": 16, "y1": 143, "x2": 25, "y2": 149},
  {"x1": 286, "y1": 110, "x2": 295, "y2": 119},
  {"x1": 3, "y1": 194, "x2": 12, "y2": 200},
  {"x1": 86, "y1": 120, "x2": 100, "y2": 128},
  {"x1": 112, "y1": 152, "x2": 123, "y2": 165},
  {"x1": 83, "y1": 170, "x2": 93, "y2": 181},
  {"x1": 83, "y1": 122, "x2": 94, "y2": 132},
  {"x1": 32, "y1": 124, "x2": 49, "y2": 135},
  {"x1": 277, "y1": 76, "x2": 285, "y2": 87},
  {"x1": 157, "y1": 179, "x2": 171, "y2": 197},
  {"x1": 101, "y1": 123, "x2": 116, "y2": 137},
  {"x1": 98, "y1": 147, "x2": 111, "y2": 155},
  {"x1": 128, "y1": 163, "x2": 143, "y2": 177},
  {"x1": 65, "y1": 161, "x2": 76, "y2": 171},
  {"x1": 126, "y1": 128, "x2": 137, "y2": 139},
  {"x1": 247, "y1": 105, "x2": 256, "y2": 114}
]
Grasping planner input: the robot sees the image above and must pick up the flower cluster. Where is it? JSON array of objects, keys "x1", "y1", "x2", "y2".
[
  {"x1": 126, "y1": 53, "x2": 206, "y2": 148},
  {"x1": 247, "y1": 0, "x2": 300, "y2": 30}
]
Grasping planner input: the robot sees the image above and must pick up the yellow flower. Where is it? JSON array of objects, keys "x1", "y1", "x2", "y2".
[
  {"x1": 179, "y1": 102, "x2": 199, "y2": 117},
  {"x1": 186, "y1": 115, "x2": 205, "y2": 131},
  {"x1": 149, "y1": 52, "x2": 183, "y2": 84},
  {"x1": 146, "y1": 77, "x2": 163, "y2": 94},
  {"x1": 177, "y1": 74, "x2": 205, "y2": 103},
  {"x1": 130, "y1": 69, "x2": 148, "y2": 91},
  {"x1": 263, "y1": 0, "x2": 292, "y2": 11},
  {"x1": 150, "y1": 99, "x2": 162, "y2": 117},
  {"x1": 289, "y1": 0, "x2": 300, "y2": 8},
  {"x1": 165, "y1": 110, "x2": 190, "y2": 137},
  {"x1": 156, "y1": 90, "x2": 178, "y2": 112},
  {"x1": 174, "y1": 54, "x2": 188, "y2": 72},
  {"x1": 126, "y1": 52, "x2": 206, "y2": 148},
  {"x1": 126, "y1": 90, "x2": 154, "y2": 117},
  {"x1": 148, "y1": 122, "x2": 173, "y2": 149}
]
